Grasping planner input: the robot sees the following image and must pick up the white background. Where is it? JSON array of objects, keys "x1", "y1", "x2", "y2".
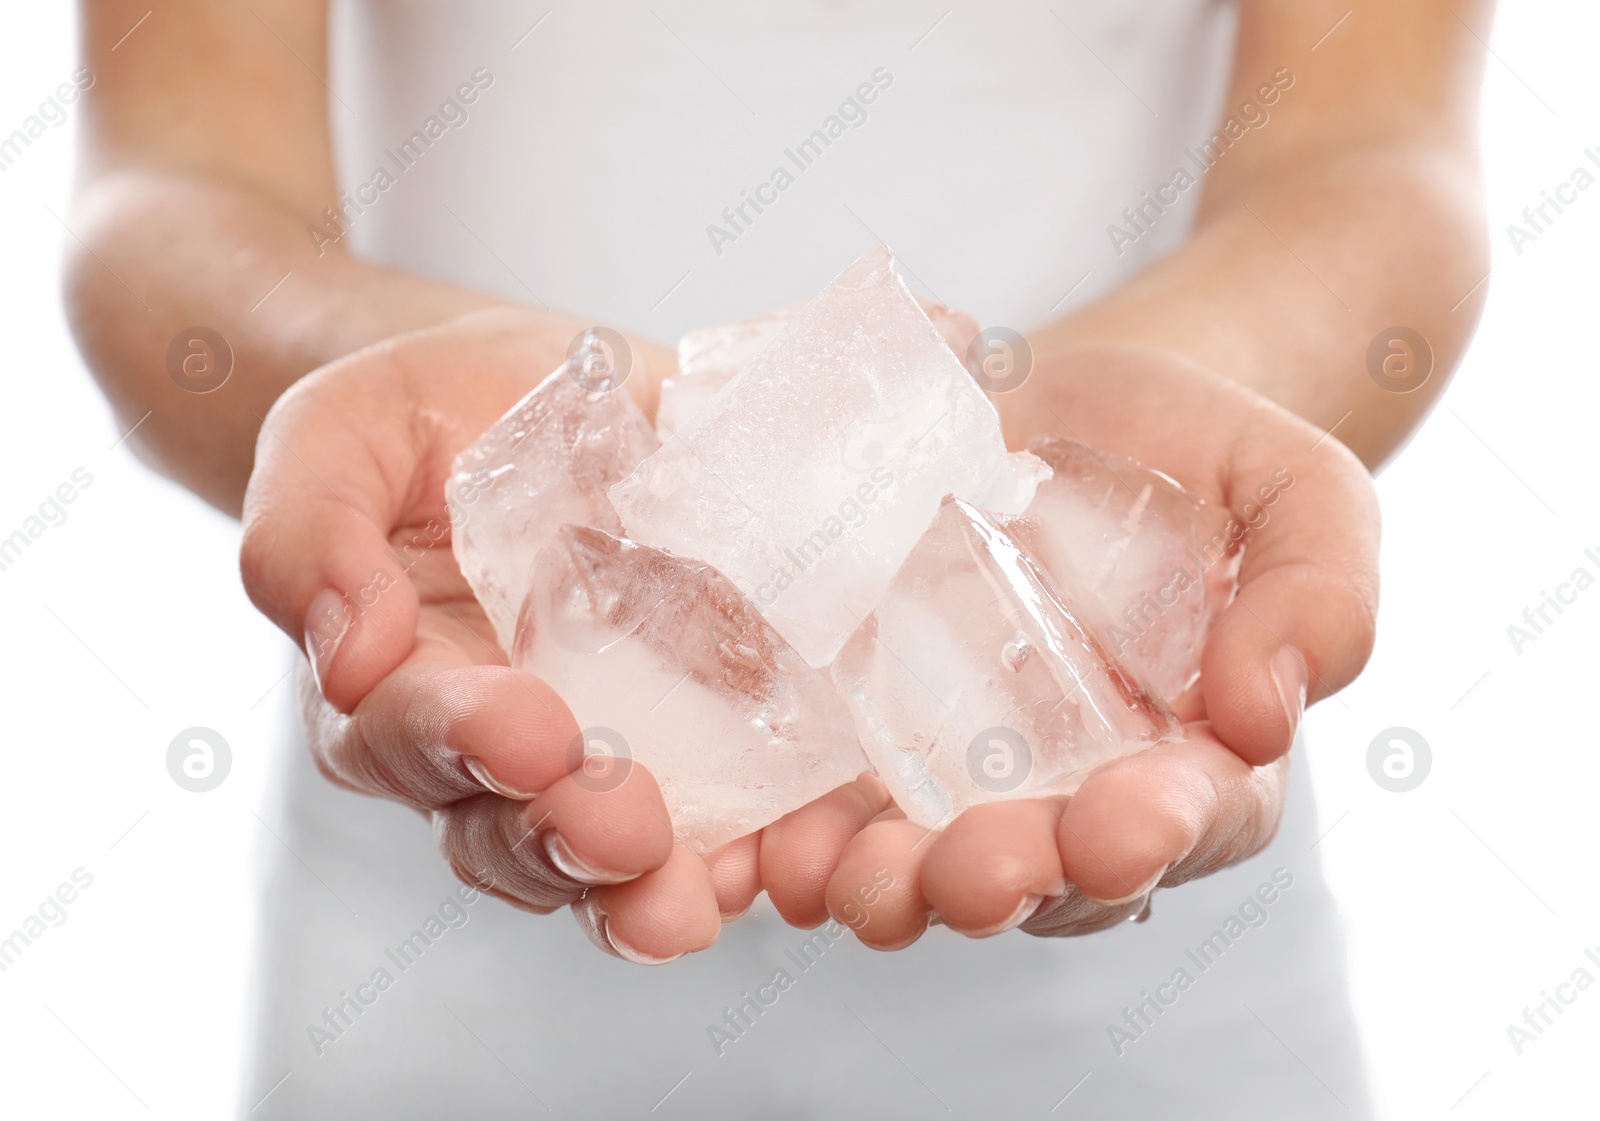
[{"x1": 0, "y1": 5, "x2": 1595, "y2": 1118}]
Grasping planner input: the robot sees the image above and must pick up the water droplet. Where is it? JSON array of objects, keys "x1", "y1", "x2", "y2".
[{"x1": 1001, "y1": 633, "x2": 1034, "y2": 672}]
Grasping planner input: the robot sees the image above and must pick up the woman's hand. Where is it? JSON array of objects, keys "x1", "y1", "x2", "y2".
[
  {"x1": 814, "y1": 342, "x2": 1380, "y2": 944},
  {"x1": 240, "y1": 308, "x2": 749, "y2": 963},
  {"x1": 234, "y1": 304, "x2": 942, "y2": 960}
]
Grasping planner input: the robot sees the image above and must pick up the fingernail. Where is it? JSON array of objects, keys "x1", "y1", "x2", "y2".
[
  {"x1": 574, "y1": 898, "x2": 682, "y2": 966},
  {"x1": 463, "y1": 756, "x2": 537, "y2": 800},
  {"x1": 542, "y1": 830, "x2": 634, "y2": 886},
  {"x1": 303, "y1": 588, "x2": 352, "y2": 692},
  {"x1": 720, "y1": 901, "x2": 754, "y2": 923},
  {"x1": 605, "y1": 919, "x2": 682, "y2": 966},
  {"x1": 961, "y1": 894, "x2": 1044, "y2": 939},
  {"x1": 1084, "y1": 867, "x2": 1167, "y2": 908},
  {"x1": 1271, "y1": 646, "x2": 1308, "y2": 745}
]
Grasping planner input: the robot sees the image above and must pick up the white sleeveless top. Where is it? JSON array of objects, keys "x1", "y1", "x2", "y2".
[
  {"x1": 240, "y1": 5, "x2": 1374, "y2": 1118},
  {"x1": 325, "y1": 0, "x2": 1235, "y2": 334}
]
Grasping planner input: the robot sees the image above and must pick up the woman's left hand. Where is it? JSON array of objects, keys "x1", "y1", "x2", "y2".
[{"x1": 804, "y1": 341, "x2": 1378, "y2": 944}]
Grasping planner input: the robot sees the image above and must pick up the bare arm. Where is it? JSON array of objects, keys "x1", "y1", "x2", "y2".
[
  {"x1": 1016, "y1": 0, "x2": 1492, "y2": 467},
  {"x1": 66, "y1": 0, "x2": 646, "y2": 513},
  {"x1": 824, "y1": 0, "x2": 1496, "y2": 943}
]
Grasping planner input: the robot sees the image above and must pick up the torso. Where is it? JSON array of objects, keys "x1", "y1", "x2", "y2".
[{"x1": 239, "y1": 8, "x2": 1373, "y2": 1117}]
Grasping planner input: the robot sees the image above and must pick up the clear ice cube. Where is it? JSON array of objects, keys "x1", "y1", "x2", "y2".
[
  {"x1": 447, "y1": 333, "x2": 660, "y2": 655},
  {"x1": 831, "y1": 496, "x2": 1178, "y2": 829},
  {"x1": 658, "y1": 297, "x2": 981, "y2": 442},
  {"x1": 1011, "y1": 435, "x2": 1241, "y2": 703},
  {"x1": 610, "y1": 246, "x2": 1048, "y2": 668},
  {"x1": 515, "y1": 525, "x2": 871, "y2": 850}
]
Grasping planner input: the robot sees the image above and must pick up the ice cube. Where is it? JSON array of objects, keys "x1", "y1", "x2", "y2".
[
  {"x1": 657, "y1": 298, "x2": 981, "y2": 442},
  {"x1": 655, "y1": 305, "x2": 802, "y2": 442},
  {"x1": 1011, "y1": 436, "x2": 1241, "y2": 703},
  {"x1": 447, "y1": 333, "x2": 660, "y2": 654},
  {"x1": 831, "y1": 496, "x2": 1178, "y2": 829},
  {"x1": 610, "y1": 246, "x2": 1048, "y2": 667},
  {"x1": 677, "y1": 303, "x2": 806, "y2": 382},
  {"x1": 515, "y1": 525, "x2": 871, "y2": 850},
  {"x1": 653, "y1": 371, "x2": 723, "y2": 445}
]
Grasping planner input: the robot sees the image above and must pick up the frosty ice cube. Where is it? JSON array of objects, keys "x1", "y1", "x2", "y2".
[
  {"x1": 447, "y1": 333, "x2": 660, "y2": 654},
  {"x1": 831, "y1": 496, "x2": 1178, "y2": 829},
  {"x1": 610, "y1": 247, "x2": 1047, "y2": 667},
  {"x1": 516, "y1": 525, "x2": 871, "y2": 850},
  {"x1": 1011, "y1": 436, "x2": 1241, "y2": 703},
  {"x1": 654, "y1": 305, "x2": 801, "y2": 441},
  {"x1": 658, "y1": 297, "x2": 981, "y2": 441}
]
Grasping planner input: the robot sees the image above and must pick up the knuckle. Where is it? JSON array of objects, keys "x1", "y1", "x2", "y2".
[
  {"x1": 1020, "y1": 889, "x2": 1140, "y2": 937},
  {"x1": 433, "y1": 802, "x2": 570, "y2": 913},
  {"x1": 434, "y1": 802, "x2": 511, "y2": 894}
]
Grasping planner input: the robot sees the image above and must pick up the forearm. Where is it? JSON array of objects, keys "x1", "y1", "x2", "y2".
[
  {"x1": 64, "y1": 164, "x2": 524, "y2": 513},
  {"x1": 1031, "y1": 142, "x2": 1487, "y2": 469}
]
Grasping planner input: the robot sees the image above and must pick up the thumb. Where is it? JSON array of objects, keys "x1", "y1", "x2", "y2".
[
  {"x1": 1201, "y1": 436, "x2": 1380, "y2": 765},
  {"x1": 240, "y1": 345, "x2": 423, "y2": 713}
]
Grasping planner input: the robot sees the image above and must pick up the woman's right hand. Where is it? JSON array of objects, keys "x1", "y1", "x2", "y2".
[{"x1": 240, "y1": 308, "x2": 744, "y2": 964}]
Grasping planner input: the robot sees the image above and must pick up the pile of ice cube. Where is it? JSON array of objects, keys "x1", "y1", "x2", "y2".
[{"x1": 448, "y1": 248, "x2": 1240, "y2": 851}]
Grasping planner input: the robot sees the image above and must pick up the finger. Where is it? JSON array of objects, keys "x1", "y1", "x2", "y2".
[
  {"x1": 523, "y1": 764, "x2": 677, "y2": 885},
  {"x1": 304, "y1": 656, "x2": 586, "y2": 809},
  {"x1": 431, "y1": 794, "x2": 574, "y2": 914},
  {"x1": 919, "y1": 799, "x2": 1069, "y2": 937},
  {"x1": 824, "y1": 819, "x2": 932, "y2": 951},
  {"x1": 241, "y1": 350, "x2": 428, "y2": 713},
  {"x1": 760, "y1": 774, "x2": 892, "y2": 928},
  {"x1": 1203, "y1": 434, "x2": 1379, "y2": 764},
  {"x1": 1018, "y1": 885, "x2": 1148, "y2": 938},
  {"x1": 572, "y1": 845, "x2": 722, "y2": 965},
  {"x1": 1055, "y1": 730, "x2": 1289, "y2": 906},
  {"x1": 240, "y1": 312, "x2": 595, "y2": 709},
  {"x1": 703, "y1": 833, "x2": 762, "y2": 921},
  {"x1": 433, "y1": 764, "x2": 677, "y2": 912}
]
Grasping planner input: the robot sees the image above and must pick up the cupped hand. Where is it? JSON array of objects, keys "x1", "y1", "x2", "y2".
[
  {"x1": 812, "y1": 341, "x2": 1379, "y2": 945},
  {"x1": 238, "y1": 304, "x2": 936, "y2": 961},
  {"x1": 241, "y1": 307, "x2": 745, "y2": 963}
]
